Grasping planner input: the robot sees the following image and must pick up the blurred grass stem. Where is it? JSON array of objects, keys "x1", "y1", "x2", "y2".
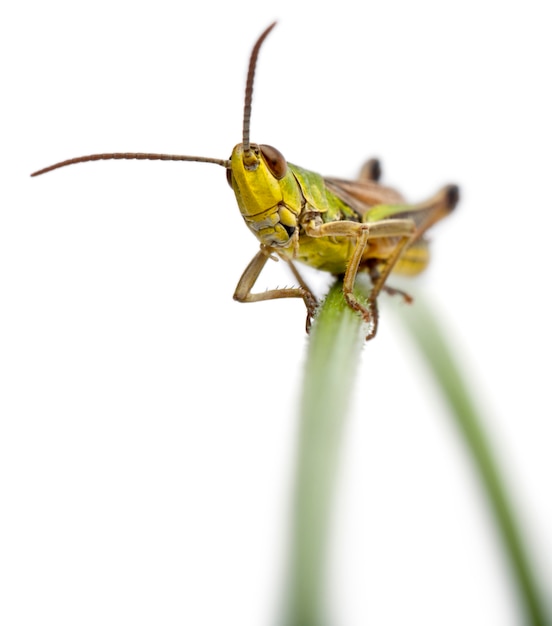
[
  {"x1": 396, "y1": 293, "x2": 550, "y2": 626},
  {"x1": 283, "y1": 280, "x2": 367, "y2": 626}
]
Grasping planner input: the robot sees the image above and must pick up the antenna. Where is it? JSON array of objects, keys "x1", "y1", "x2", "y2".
[
  {"x1": 242, "y1": 22, "x2": 277, "y2": 155},
  {"x1": 31, "y1": 152, "x2": 230, "y2": 177},
  {"x1": 31, "y1": 23, "x2": 278, "y2": 178}
]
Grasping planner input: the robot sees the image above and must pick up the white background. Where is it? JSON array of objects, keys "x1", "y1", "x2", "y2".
[{"x1": 1, "y1": 1, "x2": 551, "y2": 625}]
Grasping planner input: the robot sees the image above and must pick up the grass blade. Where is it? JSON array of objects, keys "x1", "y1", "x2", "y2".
[
  {"x1": 395, "y1": 293, "x2": 551, "y2": 626},
  {"x1": 282, "y1": 280, "x2": 367, "y2": 626}
]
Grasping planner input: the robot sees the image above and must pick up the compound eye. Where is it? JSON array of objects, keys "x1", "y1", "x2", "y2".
[
  {"x1": 226, "y1": 168, "x2": 233, "y2": 188},
  {"x1": 260, "y1": 144, "x2": 287, "y2": 179}
]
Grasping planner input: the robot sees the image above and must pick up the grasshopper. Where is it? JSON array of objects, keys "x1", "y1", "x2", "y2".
[{"x1": 32, "y1": 22, "x2": 458, "y2": 340}]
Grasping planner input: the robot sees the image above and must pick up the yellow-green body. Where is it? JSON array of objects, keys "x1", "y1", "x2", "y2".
[{"x1": 229, "y1": 144, "x2": 433, "y2": 279}]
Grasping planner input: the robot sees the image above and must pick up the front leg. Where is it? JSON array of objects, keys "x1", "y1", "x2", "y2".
[
  {"x1": 233, "y1": 246, "x2": 318, "y2": 329},
  {"x1": 303, "y1": 218, "x2": 416, "y2": 339}
]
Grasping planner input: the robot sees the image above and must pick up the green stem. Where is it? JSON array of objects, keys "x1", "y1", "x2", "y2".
[
  {"x1": 395, "y1": 293, "x2": 551, "y2": 626},
  {"x1": 282, "y1": 280, "x2": 367, "y2": 626},
  {"x1": 281, "y1": 283, "x2": 549, "y2": 625}
]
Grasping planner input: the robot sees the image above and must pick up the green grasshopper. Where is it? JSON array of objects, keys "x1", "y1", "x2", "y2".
[{"x1": 32, "y1": 22, "x2": 458, "y2": 340}]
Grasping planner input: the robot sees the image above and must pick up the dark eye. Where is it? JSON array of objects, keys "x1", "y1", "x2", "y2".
[
  {"x1": 260, "y1": 144, "x2": 287, "y2": 179},
  {"x1": 226, "y1": 168, "x2": 233, "y2": 188}
]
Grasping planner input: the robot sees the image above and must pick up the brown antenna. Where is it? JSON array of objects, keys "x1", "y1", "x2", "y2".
[
  {"x1": 242, "y1": 22, "x2": 277, "y2": 155},
  {"x1": 31, "y1": 152, "x2": 230, "y2": 177},
  {"x1": 31, "y1": 23, "x2": 278, "y2": 178}
]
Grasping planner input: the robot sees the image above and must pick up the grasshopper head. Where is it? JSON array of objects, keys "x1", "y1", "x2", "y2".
[
  {"x1": 227, "y1": 142, "x2": 300, "y2": 247},
  {"x1": 228, "y1": 142, "x2": 287, "y2": 214}
]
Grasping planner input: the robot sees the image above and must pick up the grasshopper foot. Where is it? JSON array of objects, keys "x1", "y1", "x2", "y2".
[
  {"x1": 364, "y1": 300, "x2": 379, "y2": 341},
  {"x1": 383, "y1": 284, "x2": 414, "y2": 304},
  {"x1": 303, "y1": 291, "x2": 318, "y2": 334},
  {"x1": 343, "y1": 290, "x2": 380, "y2": 340}
]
